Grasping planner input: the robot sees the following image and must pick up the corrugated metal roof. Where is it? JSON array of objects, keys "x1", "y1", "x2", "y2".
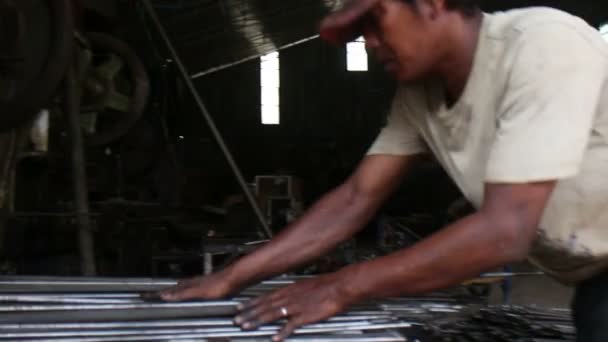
[
  {"x1": 150, "y1": 0, "x2": 339, "y2": 75},
  {"x1": 147, "y1": 0, "x2": 607, "y2": 76}
]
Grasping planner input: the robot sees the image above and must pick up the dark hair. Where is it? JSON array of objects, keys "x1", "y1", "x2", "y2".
[{"x1": 402, "y1": 0, "x2": 480, "y2": 16}]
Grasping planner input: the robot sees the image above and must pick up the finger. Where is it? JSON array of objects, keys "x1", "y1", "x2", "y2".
[
  {"x1": 273, "y1": 319, "x2": 302, "y2": 342},
  {"x1": 239, "y1": 289, "x2": 285, "y2": 311},
  {"x1": 235, "y1": 297, "x2": 289, "y2": 325},
  {"x1": 239, "y1": 303, "x2": 291, "y2": 330},
  {"x1": 234, "y1": 306, "x2": 261, "y2": 325},
  {"x1": 159, "y1": 278, "x2": 206, "y2": 301},
  {"x1": 237, "y1": 297, "x2": 261, "y2": 312}
]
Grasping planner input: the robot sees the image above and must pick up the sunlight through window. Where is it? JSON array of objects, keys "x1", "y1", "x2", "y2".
[
  {"x1": 347, "y1": 37, "x2": 368, "y2": 71},
  {"x1": 261, "y1": 51, "x2": 280, "y2": 125}
]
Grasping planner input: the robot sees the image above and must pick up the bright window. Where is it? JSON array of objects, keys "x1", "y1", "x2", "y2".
[
  {"x1": 260, "y1": 52, "x2": 280, "y2": 125},
  {"x1": 347, "y1": 37, "x2": 368, "y2": 71},
  {"x1": 601, "y1": 23, "x2": 608, "y2": 42}
]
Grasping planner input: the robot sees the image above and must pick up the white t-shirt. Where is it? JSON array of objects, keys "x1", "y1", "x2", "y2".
[{"x1": 367, "y1": 7, "x2": 608, "y2": 284}]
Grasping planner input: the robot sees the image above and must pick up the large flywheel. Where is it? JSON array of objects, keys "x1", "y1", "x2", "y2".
[{"x1": 78, "y1": 32, "x2": 150, "y2": 146}]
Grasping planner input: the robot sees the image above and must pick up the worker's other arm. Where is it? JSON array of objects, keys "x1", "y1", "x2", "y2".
[
  {"x1": 161, "y1": 153, "x2": 421, "y2": 300},
  {"x1": 341, "y1": 181, "x2": 555, "y2": 300},
  {"x1": 227, "y1": 154, "x2": 421, "y2": 288}
]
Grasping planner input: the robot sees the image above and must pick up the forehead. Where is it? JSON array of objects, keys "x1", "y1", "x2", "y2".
[{"x1": 360, "y1": 0, "x2": 414, "y2": 31}]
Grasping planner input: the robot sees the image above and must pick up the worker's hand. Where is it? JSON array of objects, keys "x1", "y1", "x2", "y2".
[
  {"x1": 234, "y1": 273, "x2": 356, "y2": 341},
  {"x1": 159, "y1": 271, "x2": 235, "y2": 301}
]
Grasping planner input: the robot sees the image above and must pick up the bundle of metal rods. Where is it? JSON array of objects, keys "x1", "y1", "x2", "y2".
[{"x1": 0, "y1": 276, "x2": 573, "y2": 341}]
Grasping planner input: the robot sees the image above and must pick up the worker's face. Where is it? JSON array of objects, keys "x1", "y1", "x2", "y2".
[{"x1": 362, "y1": 0, "x2": 444, "y2": 81}]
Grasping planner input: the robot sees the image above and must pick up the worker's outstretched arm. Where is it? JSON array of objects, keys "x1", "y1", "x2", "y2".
[
  {"x1": 160, "y1": 153, "x2": 421, "y2": 301},
  {"x1": 233, "y1": 181, "x2": 555, "y2": 341}
]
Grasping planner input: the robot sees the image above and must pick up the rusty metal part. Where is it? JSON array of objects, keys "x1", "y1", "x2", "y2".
[
  {"x1": 78, "y1": 32, "x2": 150, "y2": 146},
  {"x1": 0, "y1": 0, "x2": 74, "y2": 131}
]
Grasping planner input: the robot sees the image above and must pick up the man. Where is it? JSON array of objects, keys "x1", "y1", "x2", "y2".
[{"x1": 160, "y1": 0, "x2": 608, "y2": 340}]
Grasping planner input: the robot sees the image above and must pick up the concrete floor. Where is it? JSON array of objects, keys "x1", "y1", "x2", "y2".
[{"x1": 488, "y1": 262, "x2": 574, "y2": 308}]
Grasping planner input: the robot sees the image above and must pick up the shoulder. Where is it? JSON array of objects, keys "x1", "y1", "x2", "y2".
[
  {"x1": 482, "y1": 7, "x2": 608, "y2": 78},
  {"x1": 485, "y1": 7, "x2": 608, "y2": 56}
]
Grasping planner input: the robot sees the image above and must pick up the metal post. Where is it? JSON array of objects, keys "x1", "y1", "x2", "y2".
[
  {"x1": 141, "y1": 0, "x2": 272, "y2": 239},
  {"x1": 204, "y1": 253, "x2": 213, "y2": 275},
  {"x1": 65, "y1": 66, "x2": 97, "y2": 276}
]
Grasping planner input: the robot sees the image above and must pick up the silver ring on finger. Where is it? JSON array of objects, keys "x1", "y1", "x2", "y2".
[{"x1": 280, "y1": 306, "x2": 289, "y2": 317}]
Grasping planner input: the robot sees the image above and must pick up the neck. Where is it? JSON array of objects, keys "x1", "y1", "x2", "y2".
[{"x1": 435, "y1": 12, "x2": 483, "y2": 104}]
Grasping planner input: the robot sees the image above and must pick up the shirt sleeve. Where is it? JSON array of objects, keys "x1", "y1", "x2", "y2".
[
  {"x1": 485, "y1": 23, "x2": 607, "y2": 183},
  {"x1": 367, "y1": 87, "x2": 427, "y2": 156}
]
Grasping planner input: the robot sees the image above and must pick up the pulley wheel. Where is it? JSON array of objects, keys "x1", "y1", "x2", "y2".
[{"x1": 80, "y1": 32, "x2": 150, "y2": 146}]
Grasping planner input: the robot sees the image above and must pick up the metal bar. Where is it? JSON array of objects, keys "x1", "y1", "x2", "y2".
[
  {"x1": 0, "y1": 279, "x2": 176, "y2": 286},
  {"x1": 0, "y1": 276, "x2": 574, "y2": 341},
  {"x1": 0, "y1": 321, "x2": 413, "y2": 339},
  {"x1": 0, "y1": 306, "x2": 239, "y2": 324},
  {"x1": 41, "y1": 294, "x2": 142, "y2": 298},
  {"x1": 190, "y1": 35, "x2": 320, "y2": 79},
  {"x1": 233, "y1": 335, "x2": 406, "y2": 342},
  {"x1": 65, "y1": 65, "x2": 97, "y2": 276},
  {"x1": 0, "y1": 322, "x2": 413, "y2": 341},
  {"x1": 478, "y1": 272, "x2": 544, "y2": 278},
  {"x1": 0, "y1": 300, "x2": 239, "y2": 312},
  {"x1": 0, "y1": 212, "x2": 101, "y2": 218},
  {"x1": 0, "y1": 295, "x2": 135, "y2": 304},
  {"x1": 0, "y1": 276, "x2": 177, "y2": 293},
  {"x1": 9, "y1": 334, "x2": 405, "y2": 342},
  {"x1": 0, "y1": 275, "x2": 173, "y2": 282},
  {"x1": 0, "y1": 284, "x2": 172, "y2": 293},
  {"x1": 140, "y1": 0, "x2": 273, "y2": 239},
  {"x1": 0, "y1": 316, "x2": 400, "y2": 331},
  {"x1": 0, "y1": 319, "x2": 236, "y2": 331},
  {"x1": 0, "y1": 275, "x2": 304, "y2": 283}
]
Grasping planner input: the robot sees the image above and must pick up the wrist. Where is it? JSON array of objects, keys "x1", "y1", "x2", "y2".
[
  {"x1": 220, "y1": 256, "x2": 264, "y2": 293},
  {"x1": 218, "y1": 264, "x2": 247, "y2": 293},
  {"x1": 336, "y1": 264, "x2": 371, "y2": 303}
]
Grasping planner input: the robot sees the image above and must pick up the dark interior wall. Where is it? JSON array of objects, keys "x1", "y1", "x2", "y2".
[{"x1": 175, "y1": 39, "x2": 396, "y2": 203}]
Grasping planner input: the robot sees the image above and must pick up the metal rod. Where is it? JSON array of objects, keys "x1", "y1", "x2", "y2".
[
  {"x1": 1, "y1": 322, "x2": 413, "y2": 341},
  {"x1": 190, "y1": 35, "x2": 320, "y2": 79},
  {"x1": 233, "y1": 335, "x2": 406, "y2": 342},
  {"x1": 9, "y1": 334, "x2": 405, "y2": 342},
  {"x1": 0, "y1": 279, "x2": 176, "y2": 286},
  {"x1": 0, "y1": 295, "x2": 135, "y2": 304},
  {"x1": 0, "y1": 316, "x2": 400, "y2": 331},
  {"x1": 42, "y1": 294, "x2": 142, "y2": 298},
  {"x1": 0, "y1": 319, "x2": 236, "y2": 331},
  {"x1": 0, "y1": 300, "x2": 239, "y2": 312},
  {"x1": 479, "y1": 272, "x2": 544, "y2": 278},
  {"x1": 0, "y1": 321, "x2": 412, "y2": 339},
  {"x1": 141, "y1": 0, "x2": 273, "y2": 239},
  {"x1": 65, "y1": 65, "x2": 97, "y2": 276},
  {"x1": 0, "y1": 309, "x2": 237, "y2": 325}
]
